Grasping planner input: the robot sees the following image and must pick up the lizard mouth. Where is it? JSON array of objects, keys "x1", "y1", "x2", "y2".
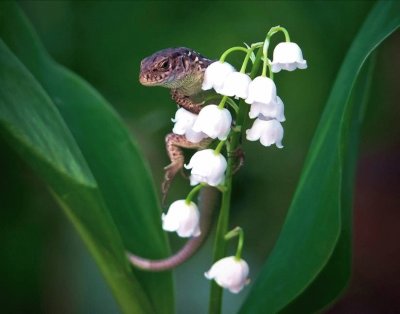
[{"x1": 139, "y1": 74, "x2": 166, "y2": 86}]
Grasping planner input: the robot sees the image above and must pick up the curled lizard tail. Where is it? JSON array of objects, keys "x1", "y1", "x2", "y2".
[{"x1": 126, "y1": 187, "x2": 217, "y2": 271}]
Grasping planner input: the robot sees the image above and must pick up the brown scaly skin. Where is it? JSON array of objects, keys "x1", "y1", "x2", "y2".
[
  {"x1": 126, "y1": 48, "x2": 217, "y2": 272},
  {"x1": 139, "y1": 47, "x2": 214, "y2": 200}
]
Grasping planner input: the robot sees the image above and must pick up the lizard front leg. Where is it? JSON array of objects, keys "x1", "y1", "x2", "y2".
[
  {"x1": 171, "y1": 89, "x2": 204, "y2": 114},
  {"x1": 163, "y1": 133, "x2": 212, "y2": 203}
]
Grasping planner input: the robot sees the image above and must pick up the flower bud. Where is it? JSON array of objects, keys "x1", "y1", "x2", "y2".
[
  {"x1": 204, "y1": 256, "x2": 250, "y2": 293},
  {"x1": 271, "y1": 42, "x2": 307, "y2": 73},
  {"x1": 192, "y1": 105, "x2": 232, "y2": 140},
  {"x1": 202, "y1": 61, "x2": 236, "y2": 93},
  {"x1": 172, "y1": 108, "x2": 208, "y2": 143},
  {"x1": 249, "y1": 96, "x2": 285, "y2": 122},
  {"x1": 162, "y1": 200, "x2": 201, "y2": 238},
  {"x1": 184, "y1": 149, "x2": 227, "y2": 186},
  {"x1": 245, "y1": 76, "x2": 277, "y2": 106},
  {"x1": 219, "y1": 72, "x2": 251, "y2": 99},
  {"x1": 246, "y1": 117, "x2": 284, "y2": 148}
]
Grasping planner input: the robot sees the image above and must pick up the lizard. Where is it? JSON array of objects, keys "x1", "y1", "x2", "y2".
[
  {"x1": 128, "y1": 47, "x2": 217, "y2": 271},
  {"x1": 139, "y1": 47, "x2": 214, "y2": 201},
  {"x1": 129, "y1": 47, "x2": 244, "y2": 271}
]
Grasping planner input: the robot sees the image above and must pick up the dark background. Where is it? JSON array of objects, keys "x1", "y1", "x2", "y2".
[{"x1": 0, "y1": 1, "x2": 399, "y2": 313}]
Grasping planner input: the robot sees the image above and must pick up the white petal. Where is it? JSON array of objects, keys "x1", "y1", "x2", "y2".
[
  {"x1": 219, "y1": 72, "x2": 251, "y2": 99},
  {"x1": 245, "y1": 118, "x2": 265, "y2": 141},
  {"x1": 184, "y1": 129, "x2": 208, "y2": 143},
  {"x1": 192, "y1": 105, "x2": 232, "y2": 140},
  {"x1": 253, "y1": 96, "x2": 286, "y2": 122},
  {"x1": 186, "y1": 149, "x2": 227, "y2": 186},
  {"x1": 245, "y1": 76, "x2": 277, "y2": 105},
  {"x1": 271, "y1": 42, "x2": 307, "y2": 73},
  {"x1": 162, "y1": 200, "x2": 201, "y2": 238},
  {"x1": 246, "y1": 118, "x2": 284, "y2": 148},
  {"x1": 202, "y1": 61, "x2": 236, "y2": 92},
  {"x1": 172, "y1": 108, "x2": 198, "y2": 135},
  {"x1": 204, "y1": 256, "x2": 250, "y2": 293},
  {"x1": 274, "y1": 97, "x2": 286, "y2": 122},
  {"x1": 162, "y1": 210, "x2": 180, "y2": 232}
]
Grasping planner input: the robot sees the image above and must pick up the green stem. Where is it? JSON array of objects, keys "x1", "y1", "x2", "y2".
[
  {"x1": 268, "y1": 61, "x2": 274, "y2": 80},
  {"x1": 208, "y1": 155, "x2": 233, "y2": 314},
  {"x1": 219, "y1": 46, "x2": 249, "y2": 62},
  {"x1": 218, "y1": 95, "x2": 228, "y2": 109},
  {"x1": 267, "y1": 25, "x2": 291, "y2": 42},
  {"x1": 262, "y1": 38, "x2": 269, "y2": 77},
  {"x1": 225, "y1": 97, "x2": 239, "y2": 113},
  {"x1": 240, "y1": 45, "x2": 259, "y2": 73},
  {"x1": 214, "y1": 140, "x2": 226, "y2": 155},
  {"x1": 185, "y1": 183, "x2": 205, "y2": 204},
  {"x1": 208, "y1": 46, "x2": 264, "y2": 314},
  {"x1": 262, "y1": 26, "x2": 290, "y2": 77},
  {"x1": 224, "y1": 227, "x2": 244, "y2": 260}
]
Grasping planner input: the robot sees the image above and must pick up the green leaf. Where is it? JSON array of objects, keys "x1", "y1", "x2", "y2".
[
  {"x1": 0, "y1": 2, "x2": 173, "y2": 313},
  {"x1": 240, "y1": 1, "x2": 400, "y2": 313},
  {"x1": 0, "y1": 37, "x2": 152, "y2": 314},
  {"x1": 280, "y1": 52, "x2": 377, "y2": 314}
]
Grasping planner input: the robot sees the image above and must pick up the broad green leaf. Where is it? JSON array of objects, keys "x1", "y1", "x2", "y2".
[
  {"x1": 0, "y1": 39, "x2": 152, "y2": 314},
  {"x1": 240, "y1": 1, "x2": 400, "y2": 313},
  {"x1": 281, "y1": 53, "x2": 377, "y2": 314},
  {"x1": 0, "y1": 2, "x2": 173, "y2": 313}
]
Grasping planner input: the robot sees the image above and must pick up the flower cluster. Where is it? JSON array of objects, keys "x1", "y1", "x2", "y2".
[
  {"x1": 202, "y1": 41, "x2": 306, "y2": 149},
  {"x1": 161, "y1": 27, "x2": 306, "y2": 294}
]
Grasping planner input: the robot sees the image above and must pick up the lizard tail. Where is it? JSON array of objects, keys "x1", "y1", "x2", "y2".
[{"x1": 126, "y1": 186, "x2": 218, "y2": 272}]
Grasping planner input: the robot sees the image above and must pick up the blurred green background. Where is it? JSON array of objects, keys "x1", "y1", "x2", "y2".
[{"x1": 1, "y1": 1, "x2": 399, "y2": 313}]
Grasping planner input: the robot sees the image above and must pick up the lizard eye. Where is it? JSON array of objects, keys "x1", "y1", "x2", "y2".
[{"x1": 160, "y1": 60, "x2": 169, "y2": 69}]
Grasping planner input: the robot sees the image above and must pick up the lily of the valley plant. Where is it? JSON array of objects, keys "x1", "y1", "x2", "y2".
[{"x1": 137, "y1": 25, "x2": 306, "y2": 306}]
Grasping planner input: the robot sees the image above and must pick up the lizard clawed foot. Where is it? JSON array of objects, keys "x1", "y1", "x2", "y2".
[
  {"x1": 229, "y1": 147, "x2": 245, "y2": 174},
  {"x1": 162, "y1": 158, "x2": 184, "y2": 205}
]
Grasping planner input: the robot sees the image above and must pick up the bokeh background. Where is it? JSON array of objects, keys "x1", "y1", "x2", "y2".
[{"x1": 0, "y1": 1, "x2": 399, "y2": 313}]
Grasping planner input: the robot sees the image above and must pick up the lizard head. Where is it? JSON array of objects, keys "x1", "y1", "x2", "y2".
[{"x1": 139, "y1": 47, "x2": 212, "y2": 89}]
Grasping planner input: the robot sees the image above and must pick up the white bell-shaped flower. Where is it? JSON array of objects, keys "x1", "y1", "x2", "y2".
[
  {"x1": 246, "y1": 117, "x2": 284, "y2": 148},
  {"x1": 172, "y1": 108, "x2": 208, "y2": 143},
  {"x1": 162, "y1": 200, "x2": 201, "y2": 238},
  {"x1": 271, "y1": 42, "x2": 307, "y2": 73},
  {"x1": 184, "y1": 149, "x2": 227, "y2": 186},
  {"x1": 192, "y1": 105, "x2": 232, "y2": 140},
  {"x1": 219, "y1": 72, "x2": 251, "y2": 99},
  {"x1": 204, "y1": 256, "x2": 250, "y2": 294},
  {"x1": 202, "y1": 61, "x2": 236, "y2": 93},
  {"x1": 249, "y1": 96, "x2": 286, "y2": 122},
  {"x1": 245, "y1": 76, "x2": 277, "y2": 106}
]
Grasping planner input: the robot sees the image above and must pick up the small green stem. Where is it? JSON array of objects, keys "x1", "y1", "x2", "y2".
[
  {"x1": 225, "y1": 98, "x2": 239, "y2": 113},
  {"x1": 185, "y1": 183, "x2": 206, "y2": 204},
  {"x1": 224, "y1": 227, "x2": 244, "y2": 260},
  {"x1": 208, "y1": 46, "x2": 264, "y2": 314},
  {"x1": 208, "y1": 156, "x2": 233, "y2": 314},
  {"x1": 262, "y1": 26, "x2": 291, "y2": 77},
  {"x1": 262, "y1": 38, "x2": 269, "y2": 77},
  {"x1": 267, "y1": 25, "x2": 291, "y2": 42},
  {"x1": 240, "y1": 45, "x2": 259, "y2": 73},
  {"x1": 219, "y1": 46, "x2": 249, "y2": 62},
  {"x1": 214, "y1": 140, "x2": 226, "y2": 155},
  {"x1": 218, "y1": 96, "x2": 228, "y2": 109}
]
